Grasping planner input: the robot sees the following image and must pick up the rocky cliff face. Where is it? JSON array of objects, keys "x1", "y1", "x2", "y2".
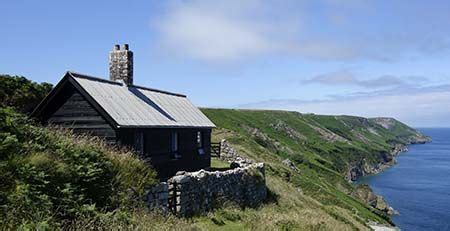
[
  {"x1": 346, "y1": 122, "x2": 431, "y2": 182},
  {"x1": 352, "y1": 184, "x2": 398, "y2": 216},
  {"x1": 346, "y1": 144, "x2": 404, "y2": 181}
]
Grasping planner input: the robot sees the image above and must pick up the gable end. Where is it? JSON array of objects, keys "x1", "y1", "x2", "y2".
[{"x1": 48, "y1": 92, "x2": 117, "y2": 143}]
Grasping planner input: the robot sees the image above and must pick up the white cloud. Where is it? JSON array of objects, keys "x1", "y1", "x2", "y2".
[
  {"x1": 238, "y1": 85, "x2": 450, "y2": 127},
  {"x1": 157, "y1": 5, "x2": 271, "y2": 61},
  {"x1": 154, "y1": 1, "x2": 450, "y2": 63},
  {"x1": 303, "y1": 70, "x2": 427, "y2": 89},
  {"x1": 154, "y1": 0, "x2": 370, "y2": 63},
  {"x1": 155, "y1": 0, "x2": 302, "y2": 62}
]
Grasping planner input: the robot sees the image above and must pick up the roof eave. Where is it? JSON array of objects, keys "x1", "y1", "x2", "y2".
[{"x1": 117, "y1": 125, "x2": 216, "y2": 129}]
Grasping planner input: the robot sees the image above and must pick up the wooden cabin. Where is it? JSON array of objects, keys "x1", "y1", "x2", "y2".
[{"x1": 32, "y1": 44, "x2": 216, "y2": 178}]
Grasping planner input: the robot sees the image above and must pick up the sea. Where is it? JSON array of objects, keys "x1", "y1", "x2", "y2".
[{"x1": 357, "y1": 128, "x2": 450, "y2": 231}]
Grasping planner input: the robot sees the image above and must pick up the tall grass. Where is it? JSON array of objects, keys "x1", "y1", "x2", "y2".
[{"x1": 0, "y1": 108, "x2": 157, "y2": 229}]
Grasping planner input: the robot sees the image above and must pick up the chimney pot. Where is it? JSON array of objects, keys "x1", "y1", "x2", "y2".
[{"x1": 109, "y1": 44, "x2": 133, "y2": 85}]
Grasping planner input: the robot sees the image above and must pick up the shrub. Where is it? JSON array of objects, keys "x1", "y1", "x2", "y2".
[
  {"x1": 0, "y1": 108, "x2": 157, "y2": 229},
  {"x1": 0, "y1": 75, "x2": 52, "y2": 113}
]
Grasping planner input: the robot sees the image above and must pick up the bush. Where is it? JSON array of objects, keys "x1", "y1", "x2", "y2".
[
  {"x1": 0, "y1": 75, "x2": 52, "y2": 113},
  {"x1": 0, "y1": 108, "x2": 157, "y2": 229}
]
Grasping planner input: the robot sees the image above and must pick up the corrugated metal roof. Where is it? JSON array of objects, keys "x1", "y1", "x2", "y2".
[{"x1": 68, "y1": 72, "x2": 215, "y2": 128}]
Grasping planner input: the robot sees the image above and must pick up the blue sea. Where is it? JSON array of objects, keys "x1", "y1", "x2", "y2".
[{"x1": 358, "y1": 128, "x2": 450, "y2": 231}]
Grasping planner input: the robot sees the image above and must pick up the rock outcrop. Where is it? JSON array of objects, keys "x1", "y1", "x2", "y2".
[
  {"x1": 282, "y1": 158, "x2": 301, "y2": 173},
  {"x1": 271, "y1": 120, "x2": 307, "y2": 141},
  {"x1": 309, "y1": 124, "x2": 350, "y2": 144},
  {"x1": 353, "y1": 184, "x2": 398, "y2": 216},
  {"x1": 243, "y1": 125, "x2": 294, "y2": 154}
]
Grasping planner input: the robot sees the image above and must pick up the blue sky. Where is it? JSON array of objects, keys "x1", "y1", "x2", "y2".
[{"x1": 2, "y1": 0, "x2": 450, "y2": 127}]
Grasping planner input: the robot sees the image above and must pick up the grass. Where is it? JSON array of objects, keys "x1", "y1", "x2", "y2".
[
  {"x1": 210, "y1": 157, "x2": 230, "y2": 169},
  {"x1": 0, "y1": 108, "x2": 158, "y2": 229},
  {"x1": 193, "y1": 176, "x2": 371, "y2": 231}
]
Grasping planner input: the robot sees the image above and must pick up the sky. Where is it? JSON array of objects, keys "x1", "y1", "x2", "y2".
[{"x1": 1, "y1": 0, "x2": 450, "y2": 127}]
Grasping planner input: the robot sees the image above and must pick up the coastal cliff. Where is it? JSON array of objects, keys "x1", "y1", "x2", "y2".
[
  {"x1": 347, "y1": 118, "x2": 431, "y2": 181},
  {"x1": 202, "y1": 109, "x2": 430, "y2": 229},
  {"x1": 352, "y1": 184, "x2": 398, "y2": 216}
]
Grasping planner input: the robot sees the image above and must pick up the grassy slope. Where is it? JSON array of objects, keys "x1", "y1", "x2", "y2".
[
  {"x1": 195, "y1": 108, "x2": 429, "y2": 230},
  {"x1": 0, "y1": 108, "x2": 158, "y2": 229}
]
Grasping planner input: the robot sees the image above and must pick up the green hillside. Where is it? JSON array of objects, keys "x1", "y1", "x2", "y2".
[
  {"x1": 197, "y1": 108, "x2": 429, "y2": 230},
  {"x1": 203, "y1": 109, "x2": 429, "y2": 177}
]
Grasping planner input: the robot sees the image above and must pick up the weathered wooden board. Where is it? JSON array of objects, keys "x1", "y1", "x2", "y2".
[{"x1": 48, "y1": 92, "x2": 116, "y2": 142}]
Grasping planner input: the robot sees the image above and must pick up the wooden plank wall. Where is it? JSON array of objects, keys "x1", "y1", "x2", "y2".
[
  {"x1": 47, "y1": 92, "x2": 116, "y2": 143},
  {"x1": 117, "y1": 128, "x2": 212, "y2": 178}
]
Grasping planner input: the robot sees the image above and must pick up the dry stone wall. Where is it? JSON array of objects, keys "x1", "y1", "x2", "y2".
[
  {"x1": 219, "y1": 139, "x2": 253, "y2": 166},
  {"x1": 145, "y1": 140, "x2": 267, "y2": 217},
  {"x1": 168, "y1": 163, "x2": 266, "y2": 216},
  {"x1": 144, "y1": 182, "x2": 169, "y2": 212}
]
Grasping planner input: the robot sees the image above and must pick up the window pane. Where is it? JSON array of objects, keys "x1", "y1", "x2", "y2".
[
  {"x1": 197, "y1": 131, "x2": 203, "y2": 148},
  {"x1": 171, "y1": 132, "x2": 178, "y2": 152}
]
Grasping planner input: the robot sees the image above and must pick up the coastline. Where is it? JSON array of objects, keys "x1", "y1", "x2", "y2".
[
  {"x1": 369, "y1": 223, "x2": 400, "y2": 231},
  {"x1": 348, "y1": 137, "x2": 431, "y2": 182},
  {"x1": 349, "y1": 135, "x2": 432, "y2": 229}
]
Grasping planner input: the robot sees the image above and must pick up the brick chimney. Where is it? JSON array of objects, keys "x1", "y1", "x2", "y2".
[{"x1": 109, "y1": 44, "x2": 133, "y2": 85}]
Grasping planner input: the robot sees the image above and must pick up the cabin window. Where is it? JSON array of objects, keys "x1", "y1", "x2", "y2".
[
  {"x1": 197, "y1": 131, "x2": 203, "y2": 148},
  {"x1": 171, "y1": 132, "x2": 181, "y2": 159},
  {"x1": 197, "y1": 131, "x2": 205, "y2": 155},
  {"x1": 135, "y1": 131, "x2": 144, "y2": 156}
]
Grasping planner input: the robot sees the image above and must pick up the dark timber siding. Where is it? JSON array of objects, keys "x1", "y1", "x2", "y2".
[
  {"x1": 47, "y1": 92, "x2": 117, "y2": 142},
  {"x1": 117, "y1": 128, "x2": 211, "y2": 178}
]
